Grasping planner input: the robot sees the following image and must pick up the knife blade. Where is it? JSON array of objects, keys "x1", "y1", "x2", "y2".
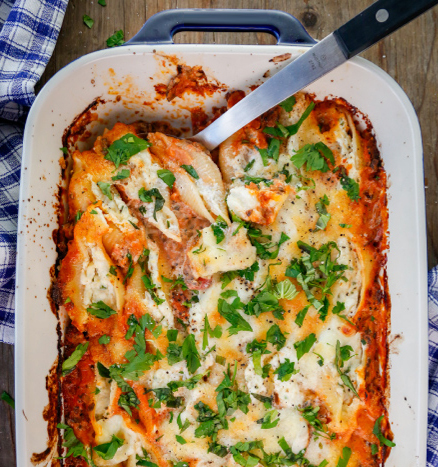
[{"x1": 190, "y1": 0, "x2": 438, "y2": 150}]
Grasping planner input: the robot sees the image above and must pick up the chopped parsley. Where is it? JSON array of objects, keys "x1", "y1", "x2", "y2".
[
  {"x1": 216, "y1": 363, "x2": 251, "y2": 419},
  {"x1": 246, "y1": 338, "x2": 271, "y2": 377},
  {"x1": 202, "y1": 314, "x2": 222, "y2": 350},
  {"x1": 266, "y1": 324, "x2": 287, "y2": 351},
  {"x1": 97, "y1": 181, "x2": 112, "y2": 199},
  {"x1": 291, "y1": 142, "x2": 334, "y2": 173},
  {"x1": 294, "y1": 333, "x2": 316, "y2": 360},
  {"x1": 295, "y1": 305, "x2": 310, "y2": 327},
  {"x1": 373, "y1": 415, "x2": 396, "y2": 447},
  {"x1": 332, "y1": 301, "x2": 354, "y2": 325},
  {"x1": 264, "y1": 102, "x2": 315, "y2": 138},
  {"x1": 299, "y1": 405, "x2": 335, "y2": 440},
  {"x1": 83, "y1": 15, "x2": 94, "y2": 29},
  {"x1": 336, "y1": 447, "x2": 352, "y2": 467},
  {"x1": 1, "y1": 391, "x2": 14, "y2": 409},
  {"x1": 111, "y1": 168, "x2": 130, "y2": 180},
  {"x1": 340, "y1": 173, "x2": 360, "y2": 201},
  {"x1": 125, "y1": 313, "x2": 162, "y2": 341},
  {"x1": 257, "y1": 409, "x2": 280, "y2": 429},
  {"x1": 315, "y1": 194, "x2": 331, "y2": 230},
  {"x1": 182, "y1": 334, "x2": 201, "y2": 374},
  {"x1": 279, "y1": 95, "x2": 296, "y2": 112},
  {"x1": 285, "y1": 240, "x2": 348, "y2": 319},
  {"x1": 99, "y1": 334, "x2": 111, "y2": 345},
  {"x1": 107, "y1": 30, "x2": 125, "y2": 47},
  {"x1": 86, "y1": 301, "x2": 117, "y2": 319},
  {"x1": 123, "y1": 252, "x2": 134, "y2": 284},
  {"x1": 93, "y1": 435, "x2": 124, "y2": 460},
  {"x1": 274, "y1": 359, "x2": 297, "y2": 382},
  {"x1": 138, "y1": 187, "x2": 165, "y2": 220},
  {"x1": 57, "y1": 423, "x2": 90, "y2": 463},
  {"x1": 257, "y1": 138, "x2": 281, "y2": 165},
  {"x1": 217, "y1": 291, "x2": 252, "y2": 335},
  {"x1": 75, "y1": 210, "x2": 83, "y2": 223},
  {"x1": 141, "y1": 274, "x2": 165, "y2": 305},
  {"x1": 220, "y1": 261, "x2": 259, "y2": 289},
  {"x1": 194, "y1": 401, "x2": 228, "y2": 439},
  {"x1": 339, "y1": 223, "x2": 352, "y2": 228},
  {"x1": 157, "y1": 169, "x2": 175, "y2": 187},
  {"x1": 161, "y1": 275, "x2": 188, "y2": 290},
  {"x1": 335, "y1": 340, "x2": 359, "y2": 398},
  {"x1": 211, "y1": 216, "x2": 228, "y2": 244},
  {"x1": 181, "y1": 165, "x2": 199, "y2": 179},
  {"x1": 105, "y1": 133, "x2": 150, "y2": 168},
  {"x1": 243, "y1": 159, "x2": 255, "y2": 172}
]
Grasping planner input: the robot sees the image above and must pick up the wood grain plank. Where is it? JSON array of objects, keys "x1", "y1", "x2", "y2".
[
  {"x1": 7, "y1": 2, "x2": 438, "y2": 465},
  {"x1": 0, "y1": 342, "x2": 15, "y2": 466}
]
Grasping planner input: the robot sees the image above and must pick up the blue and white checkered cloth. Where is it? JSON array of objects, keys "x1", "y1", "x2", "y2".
[
  {"x1": 428, "y1": 269, "x2": 438, "y2": 466},
  {"x1": 1, "y1": 0, "x2": 438, "y2": 464},
  {"x1": 0, "y1": 0, "x2": 68, "y2": 344}
]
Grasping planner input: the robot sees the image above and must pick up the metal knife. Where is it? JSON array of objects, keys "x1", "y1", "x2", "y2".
[{"x1": 191, "y1": 0, "x2": 438, "y2": 150}]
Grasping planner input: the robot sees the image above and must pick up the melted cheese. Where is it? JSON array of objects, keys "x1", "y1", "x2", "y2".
[
  {"x1": 59, "y1": 95, "x2": 390, "y2": 467},
  {"x1": 188, "y1": 223, "x2": 256, "y2": 278}
]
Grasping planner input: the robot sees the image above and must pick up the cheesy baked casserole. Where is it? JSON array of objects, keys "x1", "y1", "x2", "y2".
[{"x1": 55, "y1": 91, "x2": 392, "y2": 467}]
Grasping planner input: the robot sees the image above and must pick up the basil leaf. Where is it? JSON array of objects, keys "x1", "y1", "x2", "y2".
[
  {"x1": 274, "y1": 279, "x2": 298, "y2": 300},
  {"x1": 57, "y1": 423, "x2": 89, "y2": 461},
  {"x1": 279, "y1": 95, "x2": 296, "y2": 112},
  {"x1": 97, "y1": 181, "x2": 112, "y2": 200},
  {"x1": 99, "y1": 335, "x2": 111, "y2": 345},
  {"x1": 176, "y1": 435, "x2": 187, "y2": 445},
  {"x1": 97, "y1": 362, "x2": 110, "y2": 378},
  {"x1": 218, "y1": 297, "x2": 252, "y2": 335},
  {"x1": 87, "y1": 301, "x2": 117, "y2": 319},
  {"x1": 243, "y1": 159, "x2": 255, "y2": 172},
  {"x1": 182, "y1": 334, "x2": 201, "y2": 374},
  {"x1": 105, "y1": 133, "x2": 149, "y2": 168},
  {"x1": 157, "y1": 169, "x2": 175, "y2": 187},
  {"x1": 336, "y1": 447, "x2": 352, "y2": 467},
  {"x1": 294, "y1": 333, "x2": 316, "y2": 360},
  {"x1": 295, "y1": 305, "x2": 310, "y2": 328},
  {"x1": 138, "y1": 187, "x2": 164, "y2": 220},
  {"x1": 1, "y1": 391, "x2": 14, "y2": 409},
  {"x1": 181, "y1": 165, "x2": 199, "y2": 179},
  {"x1": 373, "y1": 415, "x2": 396, "y2": 447},
  {"x1": 94, "y1": 435, "x2": 124, "y2": 460},
  {"x1": 83, "y1": 15, "x2": 94, "y2": 28},
  {"x1": 62, "y1": 342, "x2": 89, "y2": 376},
  {"x1": 341, "y1": 174, "x2": 360, "y2": 201},
  {"x1": 274, "y1": 359, "x2": 297, "y2": 382},
  {"x1": 285, "y1": 102, "x2": 315, "y2": 136},
  {"x1": 211, "y1": 216, "x2": 228, "y2": 244},
  {"x1": 266, "y1": 324, "x2": 286, "y2": 351},
  {"x1": 167, "y1": 329, "x2": 178, "y2": 342},
  {"x1": 291, "y1": 142, "x2": 334, "y2": 173},
  {"x1": 107, "y1": 29, "x2": 125, "y2": 47},
  {"x1": 315, "y1": 194, "x2": 331, "y2": 230},
  {"x1": 111, "y1": 169, "x2": 130, "y2": 180}
]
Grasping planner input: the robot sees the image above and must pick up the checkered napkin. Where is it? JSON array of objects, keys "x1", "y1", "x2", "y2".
[
  {"x1": 428, "y1": 268, "x2": 438, "y2": 466},
  {"x1": 0, "y1": 0, "x2": 68, "y2": 344},
  {"x1": 0, "y1": 1, "x2": 438, "y2": 464}
]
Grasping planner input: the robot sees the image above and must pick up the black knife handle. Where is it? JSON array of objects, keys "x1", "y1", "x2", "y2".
[{"x1": 334, "y1": 0, "x2": 438, "y2": 59}]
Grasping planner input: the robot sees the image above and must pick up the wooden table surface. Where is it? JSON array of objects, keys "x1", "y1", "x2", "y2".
[{"x1": 1, "y1": 0, "x2": 437, "y2": 464}]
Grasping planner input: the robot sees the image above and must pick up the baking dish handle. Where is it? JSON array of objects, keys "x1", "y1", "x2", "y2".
[{"x1": 126, "y1": 9, "x2": 316, "y2": 46}]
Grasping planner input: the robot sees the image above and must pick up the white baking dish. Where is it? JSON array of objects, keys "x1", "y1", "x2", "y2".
[{"x1": 15, "y1": 9, "x2": 427, "y2": 467}]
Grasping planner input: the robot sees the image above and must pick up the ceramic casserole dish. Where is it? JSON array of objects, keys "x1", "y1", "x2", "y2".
[{"x1": 15, "y1": 9, "x2": 427, "y2": 467}]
